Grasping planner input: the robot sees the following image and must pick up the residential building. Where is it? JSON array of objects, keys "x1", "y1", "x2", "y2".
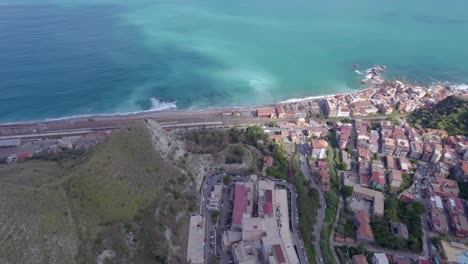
[
  {"x1": 275, "y1": 104, "x2": 286, "y2": 119},
  {"x1": 372, "y1": 253, "x2": 389, "y2": 264},
  {"x1": 257, "y1": 108, "x2": 277, "y2": 118},
  {"x1": 389, "y1": 170, "x2": 402, "y2": 189},
  {"x1": 398, "y1": 157, "x2": 411, "y2": 172},
  {"x1": 351, "y1": 101, "x2": 379, "y2": 117},
  {"x1": 429, "y1": 195, "x2": 444, "y2": 213},
  {"x1": 359, "y1": 159, "x2": 370, "y2": 187},
  {"x1": 350, "y1": 184, "x2": 385, "y2": 217},
  {"x1": 319, "y1": 168, "x2": 331, "y2": 192},
  {"x1": 354, "y1": 210, "x2": 374, "y2": 243},
  {"x1": 422, "y1": 142, "x2": 434, "y2": 161},
  {"x1": 338, "y1": 124, "x2": 352, "y2": 150},
  {"x1": 232, "y1": 182, "x2": 254, "y2": 229},
  {"x1": 358, "y1": 147, "x2": 371, "y2": 161},
  {"x1": 443, "y1": 146, "x2": 459, "y2": 166},
  {"x1": 369, "y1": 130, "x2": 380, "y2": 153},
  {"x1": 394, "y1": 138, "x2": 410, "y2": 157},
  {"x1": 446, "y1": 196, "x2": 465, "y2": 216},
  {"x1": 381, "y1": 138, "x2": 395, "y2": 155},
  {"x1": 307, "y1": 127, "x2": 328, "y2": 138},
  {"x1": 392, "y1": 126, "x2": 406, "y2": 140},
  {"x1": 449, "y1": 214, "x2": 468, "y2": 238},
  {"x1": 456, "y1": 160, "x2": 468, "y2": 182},
  {"x1": 380, "y1": 121, "x2": 394, "y2": 137},
  {"x1": 353, "y1": 254, "x2": 369, "y2": 264},
  {"x1": 430, "y1": 211, "x2": 449, "y2": 234},
  {"x1": 409, "y1": 137, "x2": 423, "y2": 159},
  {"x1": 311, "y1": 139, "x2": 328, "y2": 159},
  {"x1": 232, "y1": 241, "x2": 259, "y2": 263},
  {"x1": 433, "y1": 162, "x2": 450, "y2": 179},
  {"x1": 289, "y1": 131, "x2": 298, "y2": 143},
  {"x1": 386, "y1": 156, "x2": 396, "y2": 171},
  {"x1": 371, "y1": 160, "x2": 385, "y2": 190},
  {"x1": 431, "y1": 143, "x2": 443, "y2": 162},
  {"x1": 432, "y1": 178, "x2": 460, "y2": 198},
  {"x1": 323, "y1": 98, "x2": 338, "y2": 117}
]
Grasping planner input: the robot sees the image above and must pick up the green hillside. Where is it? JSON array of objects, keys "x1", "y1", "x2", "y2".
[
  {"x1": 409, "y1": 95, "x2": 468, "y2": 136},
  {"x1": 0, "y1": 121, "x2": 196, "y2": 264}
]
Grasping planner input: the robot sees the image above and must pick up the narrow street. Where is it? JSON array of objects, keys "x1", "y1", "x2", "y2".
[{"x1": 299, "y1": 153, "x2": 326, "y2": 263}]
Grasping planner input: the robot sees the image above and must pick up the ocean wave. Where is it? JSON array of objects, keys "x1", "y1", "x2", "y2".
[
  {"x1": 430, "y1": 81, "x2": 468, "y2": 91},
  {"x1": 150, "y1": 98, "x2": 177, "y2": 111},
  {"x1": 0, "y1": 98, "x2": 178, "y2": 125}
]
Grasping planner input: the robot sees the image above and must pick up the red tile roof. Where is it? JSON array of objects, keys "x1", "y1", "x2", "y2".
[
  {"x1": 353, "y1": 254, "x2": 368, "y2": 264},
  {"x1": 263, "y1": 203, "x2": 273, "y2": 215},
  {"x1": 263, "y1": 155, "x2": 274, "y2": 168},
  {"x1": 272, "y1": 244, "x2": 287, "y2": 264},
  {"x1": 265, "y1": 190, "x2": 273, "y2": 203},
  {"x1": 311, "y1": 139, "x2": 328, "y2": 149},
  {"x1": 355, "y1": 210, "x2": 374, "y2": 241},
  {"x1": 233, "y1": 184, "x2": 248, "y2": 225},
  {"x1": 318, "y1": 161, "x2": 328, "y2": 169},
  {"x1": 257, "y1": 108, "x2": 277, "y2": 117}
]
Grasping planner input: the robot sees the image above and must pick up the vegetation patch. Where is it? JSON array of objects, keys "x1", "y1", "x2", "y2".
[
  {"x1": 370, "y1": 198, "x2": 425, "y2": 252},
  {"x1": 408, "y1": 95, "x2": 468, "y2": 135}
]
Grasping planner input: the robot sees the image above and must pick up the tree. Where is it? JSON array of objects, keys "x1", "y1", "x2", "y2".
[
  {"x1": 223, "y1": 176, "x2": 231, "y2": 185},
  {"x1": 355, "y1": 243, "x2": 366, "y2": 255},
  {"x1": 212, "y1": 210, "x2": 220, "y2": 217},
  {"x1": 341, "y1": 162, "x2": 348, "y2": 171},
  {"x1": 341, "y1": 185, "x2": 353, "y2": 198},
  {"x1": 267, "y1": 121, "x2": 278, "y2": 127}
]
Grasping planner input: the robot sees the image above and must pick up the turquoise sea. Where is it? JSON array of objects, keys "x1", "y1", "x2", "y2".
[{"x1": 0, "y1": 0, "x2": 467, "y2": 122}]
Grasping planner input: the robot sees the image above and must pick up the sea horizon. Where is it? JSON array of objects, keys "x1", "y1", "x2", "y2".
[{"x1": 1, "y1": 0, "x2": 467, "y2": 123}]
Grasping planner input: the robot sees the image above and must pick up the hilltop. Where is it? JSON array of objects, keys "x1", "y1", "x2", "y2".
[
  {"x1": 0, "y1": 121, "x2": 198, "y2": 263},
  {"x1": 408, "y1": 95, "x2": 468, "y2": 136}
]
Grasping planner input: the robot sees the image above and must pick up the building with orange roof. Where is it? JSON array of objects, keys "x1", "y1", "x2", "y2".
[{"x1": 354, "y1": 210, "x2": 374, "y2": 243}]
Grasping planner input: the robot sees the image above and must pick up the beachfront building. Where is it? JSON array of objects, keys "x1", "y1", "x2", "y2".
[
  {"x1": 257, "y1": 108, "x2": 277, "y2": 118},
  {"x1": 275, "y1": 104, "x2": 286, "y2": 119}
]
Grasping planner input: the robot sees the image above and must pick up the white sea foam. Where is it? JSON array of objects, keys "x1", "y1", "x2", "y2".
[
  {"x1": 452, "y1": 83, "x2": 468, "y2": 91},
  {"x1": 150, "y1": 98, "x2": 177, "y2": 110},
  {"x1": 429, "y1": 81, "x2": 468, "y2": 91}
]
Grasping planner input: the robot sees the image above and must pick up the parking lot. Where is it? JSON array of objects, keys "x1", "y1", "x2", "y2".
[{"x1": 349, "y1": 197, "x2": 372, "y2": 213}]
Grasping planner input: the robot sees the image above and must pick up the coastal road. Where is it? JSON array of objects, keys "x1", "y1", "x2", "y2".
[
  {"x1": 275, "y1": 180, "x2": 310, "y2": 264},
  {"x1": 299, "y1": 153, "x2": 326, "y2": 263}
]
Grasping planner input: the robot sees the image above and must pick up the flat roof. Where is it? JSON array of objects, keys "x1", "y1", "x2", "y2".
[
  {"x1": 186, "y1": 215, "x2": 205, "y2": 264},
  {"x1": 349, "y1": 183, "x2": 384, "y2": 216},
  {"x1": 0, "y1": 138, "x2": 20, "y2": 147}
]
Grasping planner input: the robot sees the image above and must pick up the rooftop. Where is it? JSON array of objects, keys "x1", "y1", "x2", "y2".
[{"x1": 186, "y1": 215, "x2": 205, "y2": 264}]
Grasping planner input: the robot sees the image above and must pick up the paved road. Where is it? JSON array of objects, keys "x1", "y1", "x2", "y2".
[
  {"x1": 299, "y1": 153, "x2": 326, "y2": 263},
  {"x1": 334, "y1": 241, "x2": 420, "y2": 260},
  {"x1": 329, "y1": 196, "x2": 343, "y2": 264}
]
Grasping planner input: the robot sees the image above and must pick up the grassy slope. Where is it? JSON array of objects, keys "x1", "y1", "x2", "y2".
[
  {"x1": 409, "y1": 95, "x2": 468, "y2": 136},
  {"x1": 0, "y1": 121, "x2": 196, "y2": 264},
  {"x1": 0, "y1": 160, "x2": 78, "y2": 264}
]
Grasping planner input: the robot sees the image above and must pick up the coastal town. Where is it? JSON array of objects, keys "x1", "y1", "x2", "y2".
[{"x1": 0, "y1": 70, "x2": 467, "y2": 264}]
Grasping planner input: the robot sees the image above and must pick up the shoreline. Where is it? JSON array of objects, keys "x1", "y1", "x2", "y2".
[
  {"x1": 1, "y1": 73, "x2": 466, "y2": 129},
  {"x1": 0, "y1": 88, "x2": 369, "y2": 126}
]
